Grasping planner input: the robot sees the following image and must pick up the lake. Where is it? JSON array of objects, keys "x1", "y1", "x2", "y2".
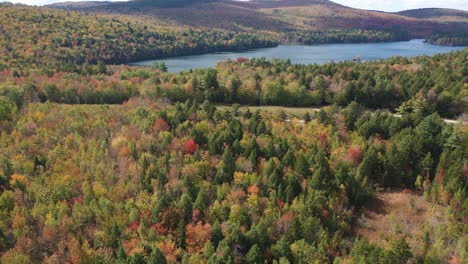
[{"x1": 130, "y1": 39, "x2": 466, "y2": 72}]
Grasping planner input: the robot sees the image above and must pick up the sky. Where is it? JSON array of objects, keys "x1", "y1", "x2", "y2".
[
  {"x1": 1, "y1": 0, "x2": 467, "y2": 12},
  {"x1": 332, "y1": 0, "x2": 468, "y2": 12},
  {"x1": 0, "y1": 0, "x2": 127, "y2": 6}
]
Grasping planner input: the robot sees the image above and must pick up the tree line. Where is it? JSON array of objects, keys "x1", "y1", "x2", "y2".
[{"x1": 1, "y1": 50, "x2": 466, "y2": 120}]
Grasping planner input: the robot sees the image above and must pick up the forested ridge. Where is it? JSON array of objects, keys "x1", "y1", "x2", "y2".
[
  {"x1": 0, "y1": 2, "x2": 467, "y2": 264},
  {"x1": 0, "y1": 2, "x2": 465, "y2": 76},
  {"x1": 0, "y1": 2, "x2": 418, "y2": 73},
  {"x1": 48, "y1": 0, "x2": 468, "y2": 43},
  {"x1": 0, "y1": 4, "x2": 277, "y2": 70},
  {"x1": 129, "y1": 0, "x2": 217, "y2": 8}
]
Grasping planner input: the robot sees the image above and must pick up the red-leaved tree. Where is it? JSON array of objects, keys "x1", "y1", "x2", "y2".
[{"x1": 184, "y1": 139, "x2": 198, "y2": 155}]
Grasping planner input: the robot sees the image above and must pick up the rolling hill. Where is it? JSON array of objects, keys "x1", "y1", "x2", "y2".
[
  {"x1": 48, "y1": 0, "x2": 468, "y2": 39},
  {"x1": 0, "y1": 3, "x2": 277, "y2": 69},
  {"x1": 396, "y1": 8, "x2": 468, "y2": 23}
]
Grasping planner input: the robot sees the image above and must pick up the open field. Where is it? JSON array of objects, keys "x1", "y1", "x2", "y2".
[
  {"x1": 217, "y1": 105, "x2": 322, "y2": 117},
  {"x1": 218, "y1": 105, "x2": 468, "y2": 126},
  {"x1": 353, "y1": 190, "x2": 450, "y2": 258}
]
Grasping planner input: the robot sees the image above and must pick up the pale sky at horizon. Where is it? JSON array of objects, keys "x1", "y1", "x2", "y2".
[{"x1": 1, "y1": 0, "x2": 467, "y2": 12}]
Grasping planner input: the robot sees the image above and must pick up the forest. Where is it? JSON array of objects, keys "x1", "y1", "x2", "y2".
[
  {"x1": 0, "y1": 4, "x2": 277, "y2": 70},
  {"x1": 283, "y1": 30, "x2": 409, "y2": 45},
  {"x1": 0, "y1": 94, "x2": 466, "y2": 263},
  {"x1": 48, "y1": 0, "x2": 468, "y2": 43},
  {"x1": 4, "y1": 3, "x2": 462, "y2": 76},
  {"x1": 0, "y1": 2, "x2": 467, "y2": 264},
  {"x1": 2, "y1": 49, "x2": 466, "y2": 118},
  {"x1": 0, "y1": 47, "x2": 467, "y2": 263},
  {"x1": 128, "y1": 0, "x2": 217, "y2": 8},
  {"x1": 427, "y1": 33, "x2": 468, "y2": 47}
]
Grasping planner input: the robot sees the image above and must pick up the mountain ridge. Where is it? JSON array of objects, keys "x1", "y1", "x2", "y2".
[
  {"x1": 47, "y1": 0, "x2": 468, "y2": 14},
  {"x1": 397, "y1": 7, "x2": 468, "y2": 18},
  {"x1": 45, "y1": 0, "x2": 468, "y2": 39},
  {"x1": 396, "y1": 8, "x2": 468, "y2": 23}
]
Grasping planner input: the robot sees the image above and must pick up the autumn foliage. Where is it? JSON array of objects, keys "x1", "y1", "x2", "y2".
[
  {"x1": 0, "y1": 5, "x2": 465, "y2": 261},
  {"x1": 185, "y1": 222, "x2": 212, "y2": 254},
  {"x1": 184, "y1": 139, "x2": 198, "y2": 155}
]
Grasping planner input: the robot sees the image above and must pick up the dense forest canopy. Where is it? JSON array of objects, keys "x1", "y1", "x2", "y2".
[
  {"x1": 283, "y1": 30, "x2": 409, "y2": 44},
  {"x1": 0, "y1": 4, "x2": 276, "y2": 70},
  {"x1": 0, "y1": 96, "x2": 466, "y2": 263},
  {"x1": 427, "y1": 32, "x2": 468, "y2": 46},
  {"x1": 0, "y1": 2, "x2": 466, "y2": 264}
]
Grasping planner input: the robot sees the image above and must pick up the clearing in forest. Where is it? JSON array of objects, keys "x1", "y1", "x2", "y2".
[{"x1": 352, "y1": 190, "x2": 449, "y2": 256}]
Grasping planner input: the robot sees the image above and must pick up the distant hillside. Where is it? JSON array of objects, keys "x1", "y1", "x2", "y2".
[
  {"x1": 128, "y1": 0, "x2": 217, "y2": 8},
  {"x1": 50, "y1": 0, "x2": 217, "y2": 8},
  {"x1": 0, "y1": 4, "x2": 277, "y2": 70},
  {"x1": 48, "y1": 1, "x2": 112, "y2": 9},
  {"x1": 50, "y1": 0, "x2": 295, "y2": 32},
  {"x1": 397, "y1": 8, "x2": 468, "y2": 19},
  {"x1": 232, "y1": 0, "x2": 337, "y2": 9},
  {"x1": 44, "y1": 0, "x2": 468, "y2": 40},
  {"x1": 48, "y1": 0, "x2": 468, "y2": 40},
  {"x1": 397, "y1": 8, "x2": 468, "y2": 23}
]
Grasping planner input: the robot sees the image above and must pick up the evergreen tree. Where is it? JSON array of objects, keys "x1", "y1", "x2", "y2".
[
  {"x1": 272, "y1": 236, "x2": 293, "y2": 261},
  {"x1": 265, "y1": 140, "x2": 276, "y2": 159},
  {"x1": 215, "y1": 147, "x2": 236, "y2": 184},
  {"x1": 350, "y1": 239, "x2": 384, "y2": 263},
  {"x1": 304, "y1": 112, "x2": 311, "y2": 123},
  {"x1": 127, "y1": 253, "x2": 145, "y2": 264},
  {"x1": 286, "y1": 217, "x2": 303, "y2": 242},
  {"x1": 358, "y1": 146, "x2": 379, "y2": 183},
  {"x1": 285, "y1": 176, "x2": 301, "y2": 203},
  {"x1": 294, "y1": 153, "x2": 309, "y2": 177},
  {"x1": 420, "y1": 152, "x2": 434, "y2": 178},
  {"x1": 212, "y1": 221, "x2": 223, "y2": 247},
  {"x1": 246, "y1": 244, "x2": 263, "y2": 264},
  {"x1": 179, "y1": 193, "x2": 193, "y2": 221},
  {"x1": 282, "y1": 150, "x2": 294, "y2": 168},
  {"x1": 204, "y1": 242, "x2": 215, "y2": 260},
  {"x1": 343, "y1": 101, "x2": 364, "y2": 130},
  {"x1": 148, "y1": 248, "x2": 167, "y2": 264},
  {"x1": 310, "y1": 152, "x2": 332, "y2": 190},
  {"x1": 244, "y1": 137, "x2": 260, "y2": 157},
  {"x1": 386, "y1": 238, "x2": 412, "y2": 264},
  {"x1": 194, "y1": 188, "x2": 210, "y2": 212},
  {"x1": 176, "y1": 219, "x2": 186, "y2": 249}
]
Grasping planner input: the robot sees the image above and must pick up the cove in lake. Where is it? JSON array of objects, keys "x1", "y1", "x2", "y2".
[{"x1": 130, "y1": 39, "x2": 466, "y2": 72}]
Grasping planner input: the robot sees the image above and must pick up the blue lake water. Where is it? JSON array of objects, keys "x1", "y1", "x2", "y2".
[{"x1": 131, "y1": 39, "x2": 466, "y2": 72}]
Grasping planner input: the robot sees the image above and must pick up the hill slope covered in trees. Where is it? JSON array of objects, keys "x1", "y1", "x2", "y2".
[
  {"x1": 49, "y1": 0, "x2": 468, "y2": 41},
  {"x1": 0, "y1": 2, "x2": 466, "y2": 263},
  {"x1": 396, "y1": 8, "x2": 468, "y2": 22},
  {"x1": 0, "y1": 3, "x2": 276, "y2": 70}
]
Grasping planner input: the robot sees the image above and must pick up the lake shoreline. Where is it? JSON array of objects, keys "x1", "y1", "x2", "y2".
[{"x1": 129, "y1": 40, "x2": 466, "y2": 72}]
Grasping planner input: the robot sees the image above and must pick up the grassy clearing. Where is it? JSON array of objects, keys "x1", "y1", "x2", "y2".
[
  {"x1": 218, "y1": 105, "x2": 468, "y2": 126},
  {"x1": 352, "y1": 190, "x2": 449, "y2": 257},
  {"x1": 217, "y1": 105, "x2": 322, "y2": 118}
]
